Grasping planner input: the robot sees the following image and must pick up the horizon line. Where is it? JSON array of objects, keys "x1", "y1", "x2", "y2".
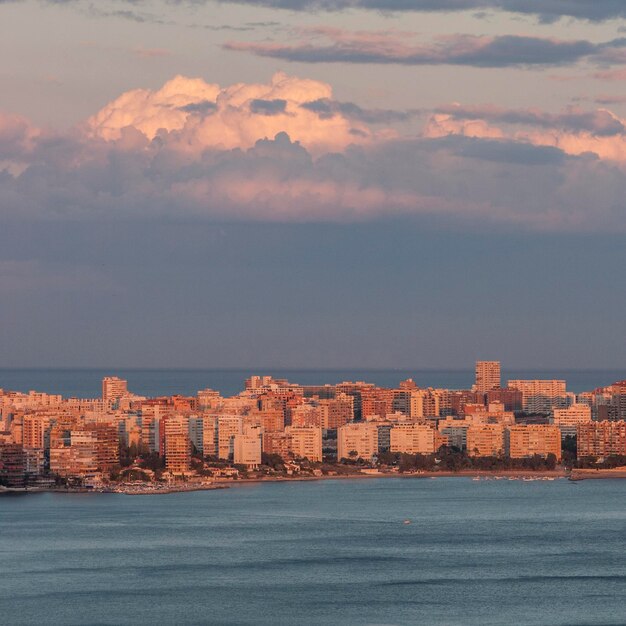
[{"x1": 0, "y1": 366, "x2": 624, "y2": 372}]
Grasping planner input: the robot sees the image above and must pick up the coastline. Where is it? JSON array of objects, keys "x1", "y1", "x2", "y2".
[
  {"x1": 7, "y1": 467, "x2": 626, "y2": 496},
  {"x1": 569, "y1": 468, "x2": 626, "y2": 481}
]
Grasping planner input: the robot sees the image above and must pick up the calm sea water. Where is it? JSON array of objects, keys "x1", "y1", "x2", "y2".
[
  {"x1": 1, "y1": 478, "x2": 626, "y2": 625},
  {"x1": 0, "y1": 368, "x2": 624, "y2": 398}
]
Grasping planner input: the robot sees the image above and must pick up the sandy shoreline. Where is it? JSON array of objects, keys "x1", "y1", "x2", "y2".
[
  {"x1": 569, "y1": 469, "x2": 626, "y2": 481},
  {"x1": 5, "y1": 467, "x2": 626, "y2": 495}
]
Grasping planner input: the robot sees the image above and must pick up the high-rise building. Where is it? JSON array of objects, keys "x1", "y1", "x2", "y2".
[
  {"x1": 188, "y1": 416, "x2": 203, "y2": 455},
  {"x1": 164, "y1": 415, "x2": 191, "y2": 474},
  {"x1": 507, "y1": 380, "x2": 569, "y2": 414},
  {"x1": 52, "y1": 423, "x2": 120, "y2": 477},
  {"x1": 485, "y1": 387, "x2": 523, "y2": 412},
  {"x1": 291, "y1": 403, "x2": 322, "y2": 428},
  {"x1": 577, "y1": 421, "x2": 626, "y2": 458},
  {"x1": 389, "y1": 423, "x2": 436, "y2": 455},
  {"x1": 360, "y1": 387, "x2": 395, "y2": 421},
  {"x1": 262, "y1": 431, "x2": 291, "y2": 459},
  {"x1": 611, "y1": 381, "x2": 626, "y2": 421},
  {"x1": 409, "y1": 389, "x2": 441, "y2": 419},
  {"x1": 553, "y1": 404, "x2": 592, "y2": 438},
  {"x1": 286, "y1": 426, "x2": 323, "y2": 462},
  {"x1": 475, "y1": 361, "x2": 501, "y2": 393},
  {"x1": 22, "y1": 415, "x2": 46, "y2": 449},
  {"x1": 337, "y1": 423, "x2": 379, "y2": 461},
  {"x1": 233, "y1": 425, "x2": 262, "y2": 468},
  {"x1": 318, "y1": 394, "x2": 354, "y2": 430},
  {"x1": 505, "y1": 425, "x2": 561, "y2": 460},
  {"x1": 140, "y1": 402, "x2": 172, "y2": 453},
  {"x1": 217, "y1": 415, "x2": 243, "y2": 460},
  {"x1": 102, "y1": 377, "x2": 128, "y2": 403},
  {"x1": 466, "y1": 424, "x2": 505, "y2": 457},
  {"x1": 0, "y1": 444, "x2": 27, "y2": 487},
  {"x1": 439, "y1": 426, "x2": 469, "y2": 451},
  {"x1": 201, "y1": 415, "x2": 218, "y2": 457}
]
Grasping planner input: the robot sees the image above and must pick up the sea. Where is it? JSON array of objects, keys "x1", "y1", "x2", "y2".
[
  {"x1": 1, "y1": 478, "x2": 626, "y2": 625},
  {"x1": 2, "y1": 368, "x2": 626, "y2": 625},
  {"x1": 0, "y1": 368, "x2": 624, "y2": 398}
]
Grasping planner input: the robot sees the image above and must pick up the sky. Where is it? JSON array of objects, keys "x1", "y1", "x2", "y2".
[{"x1": 1, "y1": 0, "x2": 626, "y2": 369}]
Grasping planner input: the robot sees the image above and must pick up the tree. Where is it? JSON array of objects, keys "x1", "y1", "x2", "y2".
[
  {"x1": 262, "y1": 452, "x2": 285, "y2": 470},
  {"x1": 545, "y1": 453, "x2": 557, "y2": 470}
]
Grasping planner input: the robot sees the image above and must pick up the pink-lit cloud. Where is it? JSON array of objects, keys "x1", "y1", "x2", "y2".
[
  {"x1": 86, "y1": 73, "x2": 379, "y2": 153},
  {"x1": 2, "y1": 73, "x2": 626, "y2": 232},
  {"x1": 425, "y1": 104, "x2": 626, "y2": 162}
]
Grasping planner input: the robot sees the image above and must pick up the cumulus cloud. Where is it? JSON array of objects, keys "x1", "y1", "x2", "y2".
[
  {"x1": 2, "y1": 73, "x2": 626, "y2": 232},
  {"x1": 225, "y1": 29, "x2": 626, "y2": 68},
  {"x1": 424, "y1": 104, "x2": 626, "y2": 162},
  {"x1": 86, "y1": 72, "x2": 375, "y2": 152}
]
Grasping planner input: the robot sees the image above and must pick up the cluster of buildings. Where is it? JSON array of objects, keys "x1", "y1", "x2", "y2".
[{"x1": 1, "y1": 363, "x2": 626, "y2": 487}]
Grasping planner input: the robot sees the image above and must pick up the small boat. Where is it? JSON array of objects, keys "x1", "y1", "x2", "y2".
[{"x1": 403, "y1": 519, "x2": 411, "y2": 525}]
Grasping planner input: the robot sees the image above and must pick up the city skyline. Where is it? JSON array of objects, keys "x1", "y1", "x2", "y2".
[{"x1": 3, "y1": 363, "x2": 626, "y2": 491}]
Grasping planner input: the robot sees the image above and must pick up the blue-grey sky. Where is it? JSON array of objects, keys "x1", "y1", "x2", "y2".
[{"x1": 1, "y1": 0, "x2": 625, "y2": 368}]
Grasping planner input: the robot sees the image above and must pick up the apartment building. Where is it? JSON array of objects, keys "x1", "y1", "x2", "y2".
[
  {"x1": 505, "y1": 424, "x2": 561, "y2": 460},
  {"x1": 475, "y1": 361, "x2": 501, "y2": 393},
  {"x1": 553, "y1": 404, "x2": 592, "y2": 437},
  {"x1": 577, "y1": 420, "x2": 626, "y2": 458},
  {"x1": 337, "y1": 423, "x2": 379, "y2": 461},
  {"x1": 285, "y1": 426, "x2": 323, "y2": 462},
  {"x1": 466, "y1": 424, "x2": 505, "y2": 457},
  {"x1": 389, "y1": 423, "x2": 436, "y2": 455}
]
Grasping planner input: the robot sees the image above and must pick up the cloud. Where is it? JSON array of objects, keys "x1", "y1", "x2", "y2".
[
  {"x1": 8, "y1": 0, "x2": 626, "y2": 22},
  {"x1": 200, "y1": 21, "x2": 283, "y2": 32},
  {"x1": 178, "y1": 100, "x2": 218, "y2": 114},
  {"x1": 424, "y1": 104, "x2": 626, "y2": 162},
  {"x1": 595, "y1": 95, "x2": 626, "y2": 105},
  {"x1": 85, "y1": 6, "x2": 171, "y2": 26},
  {"x1": 191, "y1": 0, "x2": 626, "y2": 22},
  {"x1": 300, "y1": 98, "x2": 421, "y2": 123},
  {"x1": 225, "y1": 30, "x2": 626, "y2": 68},
  {"x1": 49, "y1": 0, "x2": 626, "y2": 23},
  {"x1": 86, "y1": 72, "x2": 377, "y2": 152},
  {"x1": 0, "y1": 111, "x2": 39, "y2": 161},
  {"x1": 249, "y1": 98, "x2": 288, "y2": 115},
  {"x1": 86, "y1": 75, "x2": 221, "y2": 141},
  {"x1": 3, "y1": 73, "x2": 626, "y2": 232},
  {"x1": 434, "y1": 103, "x2": 626, "y2": 136}
]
